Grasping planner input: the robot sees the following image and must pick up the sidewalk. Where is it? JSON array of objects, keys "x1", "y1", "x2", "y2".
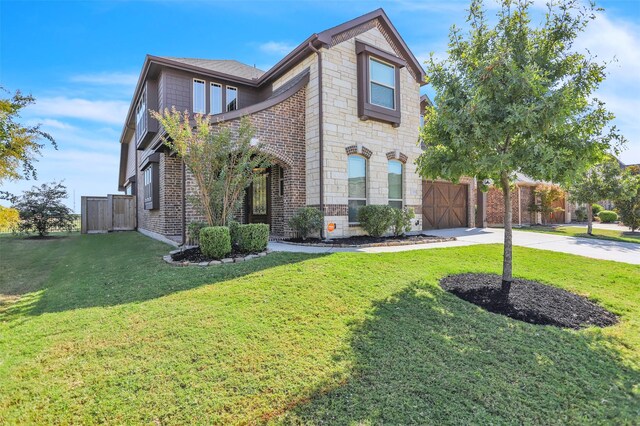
[{"x1": 269, "y1": 227, "x2": 640, "y2": 265}]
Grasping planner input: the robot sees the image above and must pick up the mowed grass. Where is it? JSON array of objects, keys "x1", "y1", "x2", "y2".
[
  {"x1": 0, "y1": 233, "x2": 639, "y2": 424},
  {"x1": 521, "y1": 225, "x2": 640, "y2": 244}
]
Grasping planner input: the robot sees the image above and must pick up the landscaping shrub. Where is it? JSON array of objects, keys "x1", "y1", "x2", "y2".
[
  {"x1": 288, "y1": 207, "x2": 323, "y2": 240},
  {"x1": 187, "y1": 221, "x2": 207, "y2": 245},
  {"x1": 598, "y1": 210, "x2": 618, "y2": 223},
  {"x1": 390, "y1": 207, "x2": 415, "y2": 237},
  {"x1": 228, "y1": 220, "x2": 240, "y2": 245},
  {"x1": 358, "y1": 205, "x2": 394, "y2": 237},
  {"x1": 592, "y1": 204, "x2": 604, "y2": 216},
  {"x1": 199, "y1": 226, "x2": 231, "y2": 259},
  {"x1": 574, "y1": 207, "x2": 587, "y2": 222},
  {"x1": 235, "y1": 223, "x2": 269, "y2": 253}
]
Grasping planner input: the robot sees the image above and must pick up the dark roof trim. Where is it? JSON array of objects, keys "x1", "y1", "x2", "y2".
[
  {"x1": 356, "y1": 40, "x2": 406, "y2": 67},
  {"x1": 140, "y1": 153, "x2": 160, "y2": 170},
  {"x1": 318, "y1": 8, "x2": 425, "y2": 84},
  {"x1": 212, "y1": 69, "x2": 309, "y2": 122},
  {"x1": 118, "y1": 143, "x2": 128, "y2": 191},
  {"x1": 118, "y1": 9, "x2": 425, "y2": 148},
  {"x1": 147, "y1": 70, "x2": 310, "y2": 153}
]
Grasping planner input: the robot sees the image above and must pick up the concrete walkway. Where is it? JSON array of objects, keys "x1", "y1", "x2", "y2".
[{"x1": 269, "y1": 227, "x2": 640, "y2": 265}]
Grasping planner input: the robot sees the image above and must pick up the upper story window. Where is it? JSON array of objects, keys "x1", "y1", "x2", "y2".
[
  {"x1": 356, "y1": 40, "x2": 404, "y2": 127},
  {"x1": 193, "y1": 79, "x2": 205, "y2": 114},
  {"x1": 348, "y1": 155, "x2": 367, "y2": 223},
  {"x1": 226, "y1": 86, "x2": 238, "y2": 111},
  {"x1": 369, "y1": 58, "x2": 395, "y2": 110},
  {"x1": 135, "y1": 88, "x2": 146, "y2": 141},
  {"x1": 388, "y1": 160, "x2": 403, "y2": 209},
  {"x1": 210, "y1": 83, "x2": 222, "y2": 115}
]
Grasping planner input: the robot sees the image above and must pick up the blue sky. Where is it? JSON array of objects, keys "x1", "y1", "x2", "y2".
[{"x1": 1, "y1": 0, "x2": 638, "y2": 211}]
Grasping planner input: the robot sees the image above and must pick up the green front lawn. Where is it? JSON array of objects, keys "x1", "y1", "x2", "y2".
[
  {"x1": 520, "y1": 225, "x2": 640, "y2": 244},
  {"x1": 1, "y1": 233, "x2": 638, "y2": 424}
]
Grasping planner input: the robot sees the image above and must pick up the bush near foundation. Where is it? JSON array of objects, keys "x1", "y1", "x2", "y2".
[
  {"x1": 288, "y1": 207, "x2": 323, "y2": 240},
  {"x1": 358, "y1": 205, "x2": 395, "y2": 237},
  {"x1": 390, "y1": 207, "x2": 415, "y2": 237},
  {"x1": 199, "y1": 226, "x2": 231, "y2": 259},
  {"x1": 235, "y1": 224, "x2": 269, "y2": 253}
]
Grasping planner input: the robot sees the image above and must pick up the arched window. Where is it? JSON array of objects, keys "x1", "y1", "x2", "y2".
[
  {"x1": 388, "y1": 160, "x2": 403, "y2": 209},
  {"x1": 348, "y1": 155, "x2": 367, "y2": 223}
]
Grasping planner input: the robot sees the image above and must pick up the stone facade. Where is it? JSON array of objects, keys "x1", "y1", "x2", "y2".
[{"x1": 318, "y1": 23, "x2": 423, "y2": 237}]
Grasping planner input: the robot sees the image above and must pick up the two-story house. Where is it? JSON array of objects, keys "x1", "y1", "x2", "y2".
[{"x1": 117, "y1": 8, "x2": 476, "y2": 245}]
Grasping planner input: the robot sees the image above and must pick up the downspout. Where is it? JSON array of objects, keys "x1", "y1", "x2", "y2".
[
  {"x1": 182, "y1": 161, "x2": 186, "y2": 245},
  {"x1": 308, "y1": 41, "x2": 325, "y2": 239}
]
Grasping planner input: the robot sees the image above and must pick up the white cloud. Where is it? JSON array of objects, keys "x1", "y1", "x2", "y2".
[
  {"x1": 259, "y1": 41, "x2": 295, "y2": 56},
  {"x1": 24, "y1": 118, "x2": 77, "y2": 131},
  {"x1": 27, "y1": 97, "x2": 129, "y2": 125},
  {"x1": 576, "y1": 13, "x2": 640, "y2": 85},
  {"x1": 70, "y1": 72, "x2": 138, "y2": 87}
]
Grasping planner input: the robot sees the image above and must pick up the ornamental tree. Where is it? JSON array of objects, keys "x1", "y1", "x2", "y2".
[
  {"x1": 0, "y1": 87, "x2": 56, "y2": 183},
  {"x1": 614, "y1": 171, "x2": 640, "y2": 233},
  {"x1": 417, "y1": 0, "x2": 623, "y2": 294},
  {"x1": 150, "y1": 108, "x2": 270, "y2": 226},
  {"x1": 11, "y1": 182, "x2": 74, "y2": 236},
  {"x1": 568, "y1": 158, "x2": 621, "y2": 234}
]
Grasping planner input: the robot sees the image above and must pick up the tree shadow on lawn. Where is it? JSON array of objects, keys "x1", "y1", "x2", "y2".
[
  {"x1": 288, "y1": 283, "x2": 640, "y2": 424},
  {"x1": 1, "y1": 233, "x2": 324, "y2": 317}
]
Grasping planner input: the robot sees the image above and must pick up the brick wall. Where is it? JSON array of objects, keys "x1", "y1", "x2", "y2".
[
  {"x1": 486, "y1": 185, "x2": 536, "y2": 226},
  {"x1": 182, "y1": 85, "x2": 307, "y2": 238}
]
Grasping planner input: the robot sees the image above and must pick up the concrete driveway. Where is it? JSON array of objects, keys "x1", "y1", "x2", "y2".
[{"x1": 269, "y1": 227, "x2": 640, "y2": 265}]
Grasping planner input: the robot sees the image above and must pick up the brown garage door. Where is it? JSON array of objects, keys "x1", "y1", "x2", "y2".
[{"x1": 422, "y1": 181, "x2": 468, "y2": 229}]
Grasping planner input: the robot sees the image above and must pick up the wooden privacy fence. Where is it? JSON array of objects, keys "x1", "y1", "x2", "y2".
[{"x1": 81, "y1": 195, "x2": 136, "y2": 234}]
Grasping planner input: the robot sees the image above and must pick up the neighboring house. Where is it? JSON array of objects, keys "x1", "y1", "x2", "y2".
[
  {"x1": 482, "y1": 174, "x2": 571, "y2": 227},
  {"x1": 117, "y1": 8, "x2": 477, "y2": 245}
]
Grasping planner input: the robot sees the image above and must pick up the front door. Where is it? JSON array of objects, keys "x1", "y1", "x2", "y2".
[{"x1": 246, "y1": 168, "x2": 270, "y2": 224}]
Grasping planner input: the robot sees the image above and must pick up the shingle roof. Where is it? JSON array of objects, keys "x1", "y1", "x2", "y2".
[{"x1": 161, "y1": 57, "x2": 265, "y2": 80}]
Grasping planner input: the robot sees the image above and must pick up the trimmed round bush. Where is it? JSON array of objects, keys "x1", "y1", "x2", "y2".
[
  {"x1": 236, "y1": 223, "x2": 269, "y2": 253},
  {"x1": 358, "y1": 205, "x2": 395, "y2": 237},
  {"x1": 288, "y1": 207, "x2": 323, "y2": 240},
  {"x1": 199, "y1": 226, "x2": 231, "y2": 259},
  {"x1": 598, "y1": 210, "x2": 618, "y2": 223},
  {"x1": 592, "y1": 204, "x2": 604, "y2": 216}
]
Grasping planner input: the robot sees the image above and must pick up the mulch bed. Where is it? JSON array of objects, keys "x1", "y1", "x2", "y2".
[
  {"x1": 440, "y1": 273, "x2": 618, "y2": 329},
  {"x1": 171, "y1": 247, "x2": 253, "y2": 263},
  {"x1": 282, "y1": 233, "x2": 454, "y2": 247}
]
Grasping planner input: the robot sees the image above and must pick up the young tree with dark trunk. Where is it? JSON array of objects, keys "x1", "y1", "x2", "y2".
[
  {"x1": 614, "y1": 170, "x2": 640, "y2": 233},
  {"x1": 417, "y1": 0, "x2": 623, "y2": 295},
  {"x1": 568, "y1": 159, "x2": 621, "y2": 234}
]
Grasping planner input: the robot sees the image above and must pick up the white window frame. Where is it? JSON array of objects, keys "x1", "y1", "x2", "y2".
[
  {"x1": 144, "y1": 167, "x2": 152, "y2": 202},
  {"x1": 348, "y1": 154, "x2": 367, "y2": 224},
  {"x1": 210, "y1": 83, "x2": 222, "y2": 115},
  {"x1": 368, "y1": 57, "x2": 396, "y2": 110},
  {"x1": 388, "y1": 160, "x2": 403, "y2": 209},
  {"x1": 193, "y1": 79, "x2": 206, "y2": 114},
  {"x1": 226, "y1": 86, "x2": 238, "y2": 112}
]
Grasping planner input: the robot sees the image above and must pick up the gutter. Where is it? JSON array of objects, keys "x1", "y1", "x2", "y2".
[
  {"x1": 182, "y1": 161, "x2": 186, "y2": 245},
  {"x1": 308, "y1": 42, "x2": 325, "y2": 239}
]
